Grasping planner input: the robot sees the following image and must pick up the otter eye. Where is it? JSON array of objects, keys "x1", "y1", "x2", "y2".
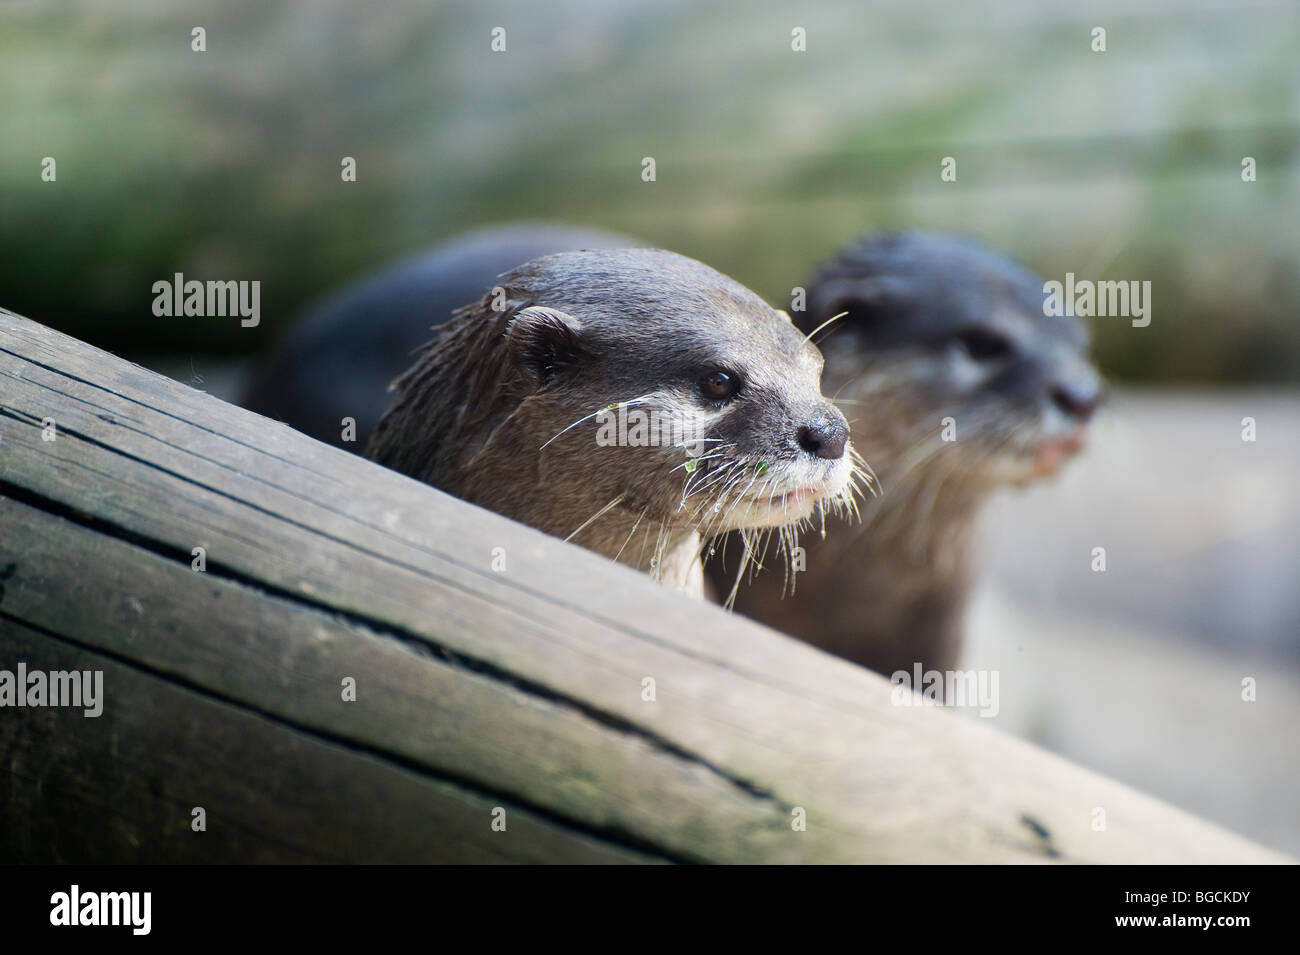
[
  {"x1": 955, "y1": 328, "x2": 1012, "y2": 361},
  {"x1": 699, "y1": 369, "x2": 742, "y2": 402}
]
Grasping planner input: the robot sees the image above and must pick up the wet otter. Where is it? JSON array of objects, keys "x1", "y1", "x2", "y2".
[
  {"x1": 367, "y1": 248, "x2": 865, "y2": 595},
  {"x1": 709, "y1": 232, "x2": 1100, "y2": 674}
]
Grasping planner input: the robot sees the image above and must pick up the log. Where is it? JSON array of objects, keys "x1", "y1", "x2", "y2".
[{"x1": 0, "y1": 307, "x2": 1287, "y2": 864}]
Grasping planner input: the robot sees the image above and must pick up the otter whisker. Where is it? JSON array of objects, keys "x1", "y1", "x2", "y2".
[
  {"x1": 802, "y1": 310, "x2": 849, "y2": 347},
  {"x1": 703, "y1": 465, "x2": 752, "y2": 515},
  {"x1": 849, "y1": 446, "x2": 880, "y2": 497},
  {"x1": 752, "y1": 526, "x2": 777, "y2": 578},
  {"x1": 564, "y1": 493, "x2": 626, "y2": 543},
  {"x1": 681, "y1": 459, "x2": 735, "y2": 507},
  {"x1": 724, "y1": 529, "x2": 757, "y2": 610},
  {"x1": 650, "y1": 517, "x2": 674, "y2": 582},
  {"x1": 712, "y1": 467, "x2": 766, "y2": 533},
  {"x1": 539, "y1": 392, "x2": 658, "y2": 451},
  {"x1": 612, "y1": 505, "x2": 650, "y2": 566},
  {"x1": 778, "y1": 522, "x2": 800, "y2": 596},
  {"x1": 704, "y1": 471, "x2": 770, "y2": 542},
  {"x1": 669, "y1": 451, "x2": 728, "y2": 476},
  {"x1": 682, "y1": 455, "x2": 741, "y2": 503}
]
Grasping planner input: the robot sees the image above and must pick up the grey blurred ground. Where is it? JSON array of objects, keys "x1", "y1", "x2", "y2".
[{"x1": 966, "y1": 389, "x2": 1300, "y2": 855}]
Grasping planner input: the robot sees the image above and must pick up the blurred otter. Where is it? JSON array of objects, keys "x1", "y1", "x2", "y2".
[
  {"x1": 367, "y1": 248, "x2": 864, "y2": 596},
  {"x1": 708, "y1": 232, "x2": 1100, "y2": 674}
]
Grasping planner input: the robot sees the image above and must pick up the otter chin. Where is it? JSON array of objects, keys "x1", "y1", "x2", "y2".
[
  {"x1": 1027, "y1": 429, "x2": 1088, "y2": 479},
  {"x1": 710, "y1": 231, "x2": 1101, "y2": 675},
  {"x1": 734, "y1": 479, "x2": 843, "y2": 524},
  {"x1": 367, "y1": 247, "x2": 866, "y2": 598}
]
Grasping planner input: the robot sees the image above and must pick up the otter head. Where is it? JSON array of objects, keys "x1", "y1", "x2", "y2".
[
  {"x1": 804, "y1": 232, "x2": 1100, "y2": 497},
  {"x1": 369, "y1": 248, "x2": 863, "y2": 586}
]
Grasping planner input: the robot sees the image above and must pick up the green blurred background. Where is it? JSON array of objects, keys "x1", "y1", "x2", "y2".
[{"x1": 2, "y1": 0, "x2": 1297, "y2": 382}]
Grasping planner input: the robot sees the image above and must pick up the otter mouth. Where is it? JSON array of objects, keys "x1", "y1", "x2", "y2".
[
  {"x1": 677, "y1": 443, "x2": 868, "y2": 535},
  {"x1": 748, "y1": 483, "x2": 828, "y2": 507},
  {"x1": 734, "y1": 470, "x2": 852, "y2": 525},
  {"x1": 1020, "y1": 427, "x2": 1088, "y2": 478}
]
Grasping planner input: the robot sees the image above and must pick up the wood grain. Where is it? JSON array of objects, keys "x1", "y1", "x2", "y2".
[{"x1": 0, "y1": 307, "x2": 1287, "y2": 863}]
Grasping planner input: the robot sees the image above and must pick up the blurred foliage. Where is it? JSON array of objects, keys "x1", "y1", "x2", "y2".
[{"x1": 2, "y1": 0, "x2": 1298, "y2": 382}]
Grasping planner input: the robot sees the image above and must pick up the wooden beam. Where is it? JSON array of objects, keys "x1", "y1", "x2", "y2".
[{"x1": 0, "y1": 308, "x2": 1286, "y2": 863}]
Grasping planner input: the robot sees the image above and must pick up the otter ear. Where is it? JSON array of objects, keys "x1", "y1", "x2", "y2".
[
  {"x1": 507, "y1": 306, "x2": 589, "y2": 385},
  {"x1": 808, "y1": 275, "x2": 914, "y2": 334},
  {"x1": 816, "y1": 275, "x2": 913, "y2": 311}
]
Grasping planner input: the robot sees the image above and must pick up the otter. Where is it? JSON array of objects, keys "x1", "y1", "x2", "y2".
[
  {"x1": 708, "y1": 232, "x2": 1101, "y2": 675},
  {"x1": 366, "y1": 248, "x2": 866, "y2": 596},
  {"x1": 242, "y1": 224, "x2": 635, "y2": 450}
]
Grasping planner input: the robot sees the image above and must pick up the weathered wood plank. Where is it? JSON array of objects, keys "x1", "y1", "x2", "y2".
[
  {"x1": 0, "y1": 496, "x2": 782, "y2": 863},
  {"x1": 0, "y1": 308, "x2": 1288, "y2": 863},
  {"x1": 0, "y1": 622, "x2": 657, "y2": 864}
]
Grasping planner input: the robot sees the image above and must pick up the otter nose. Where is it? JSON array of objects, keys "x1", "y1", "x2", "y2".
[
  {"x1": 1051, "y1": 380, "x2": 1101, "y2": 422},
  {"x1": 797, "y1": 411, "x2": 848, "y2": 460}
]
